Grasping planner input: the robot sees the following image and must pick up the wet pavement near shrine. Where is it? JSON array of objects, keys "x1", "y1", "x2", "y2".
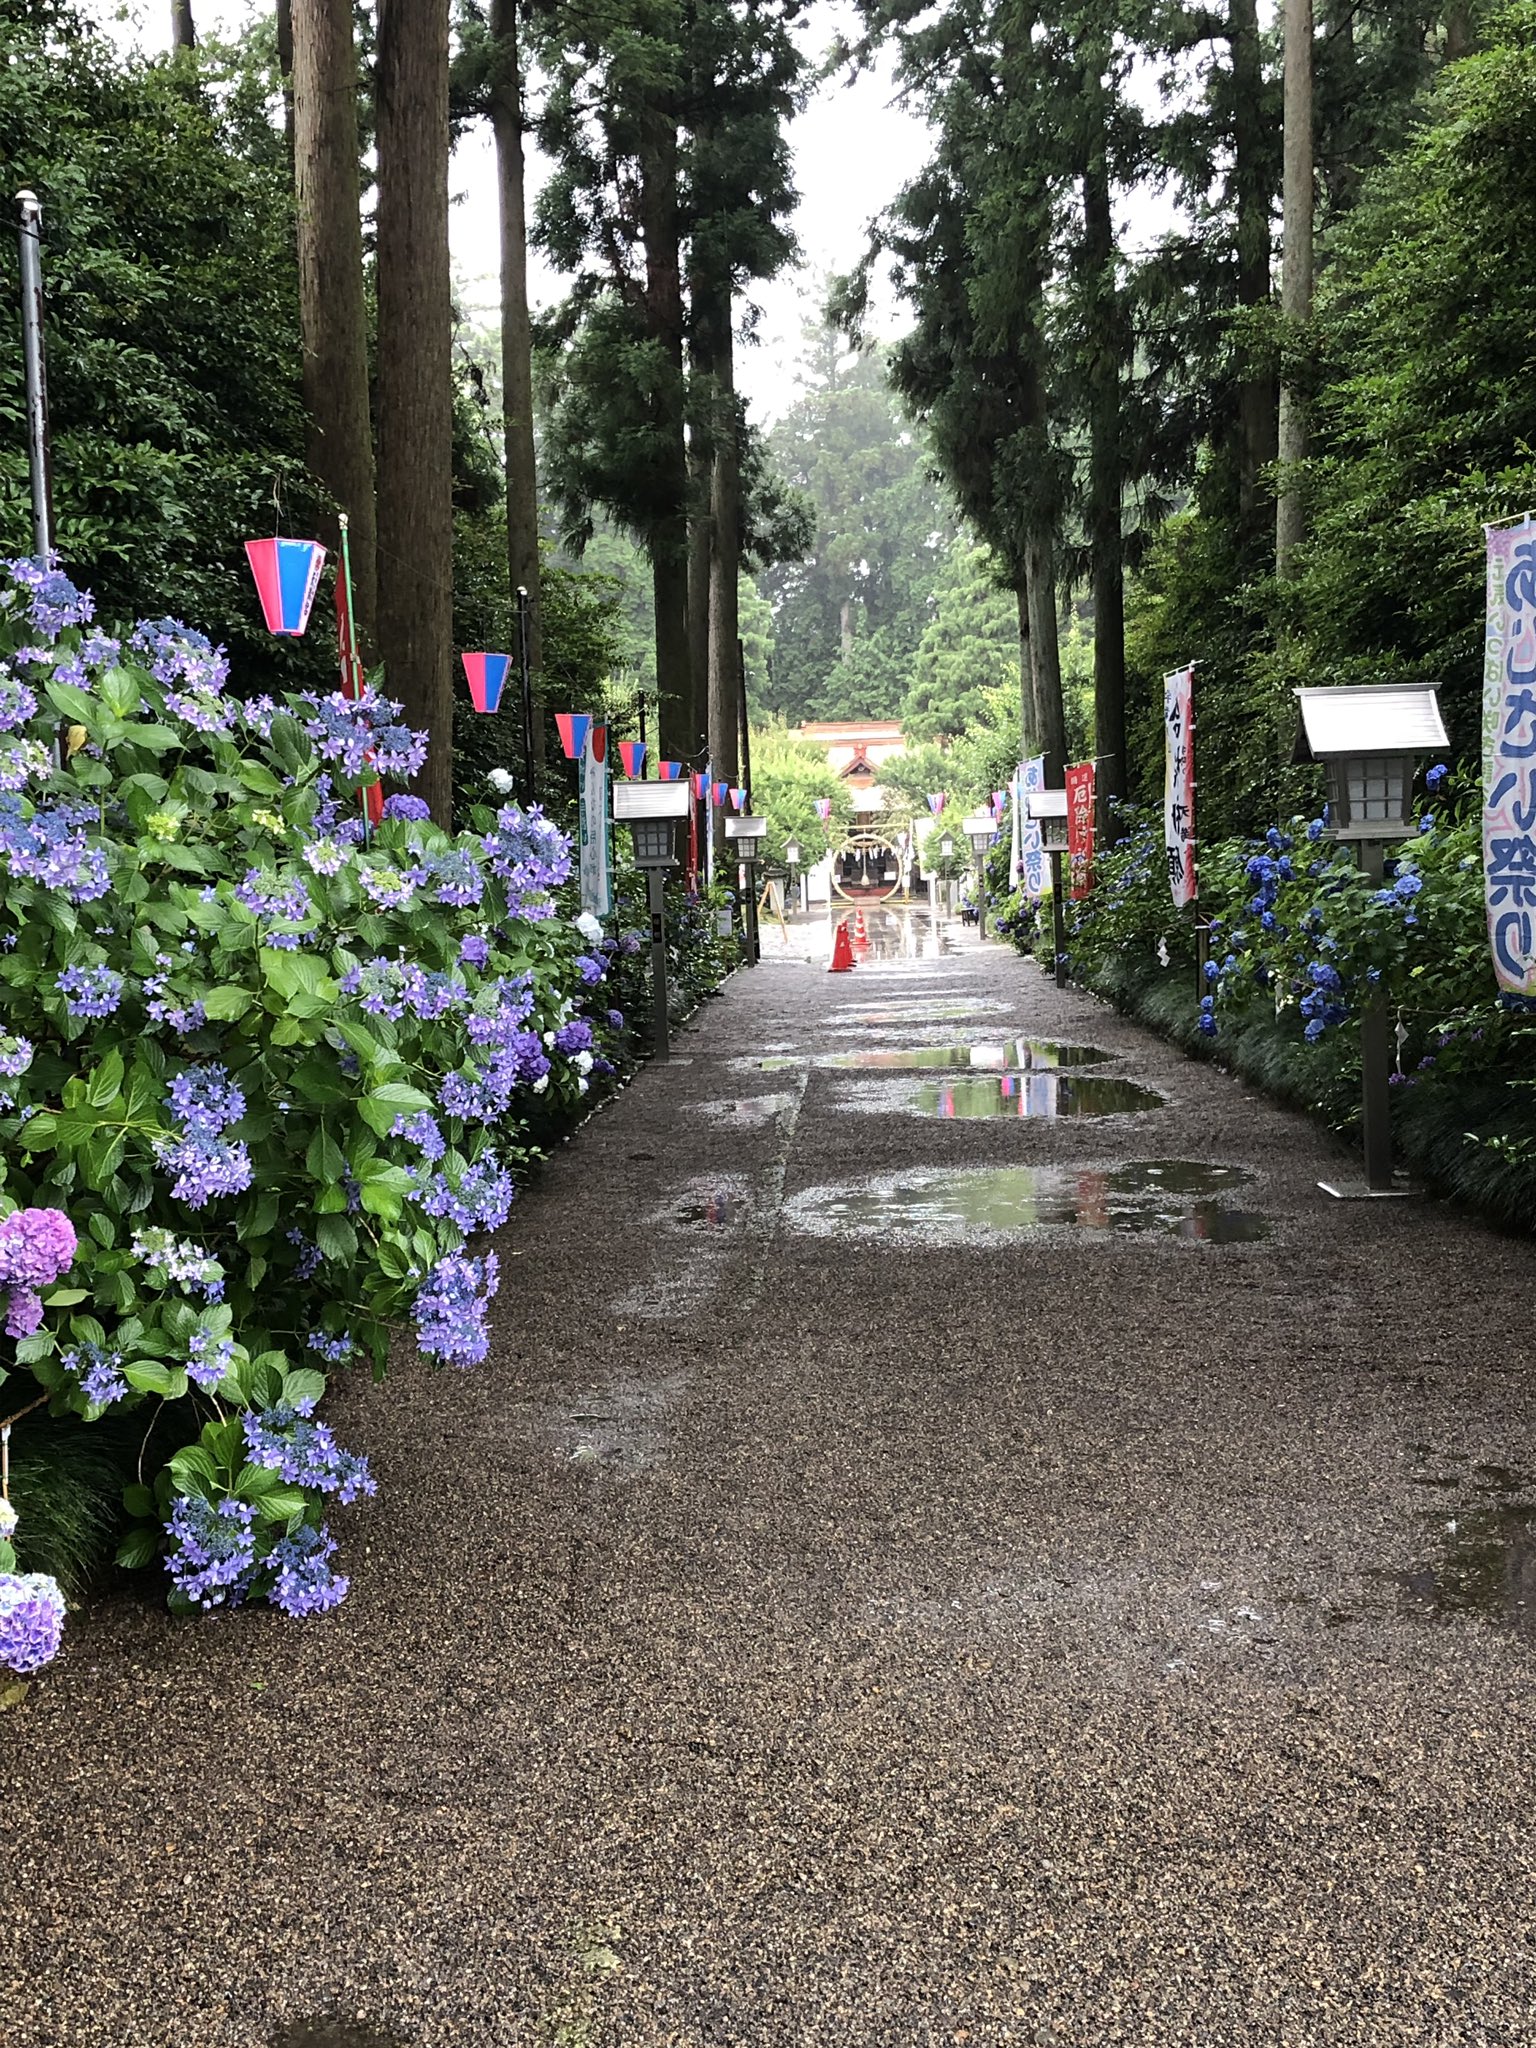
[{"x1": 6, "y1": 907, "x2": 1536, "y2": 2045}]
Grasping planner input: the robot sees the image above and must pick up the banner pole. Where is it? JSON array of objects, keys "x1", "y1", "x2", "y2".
[{"x1": 16, "y1": 191, "x2": 53, "y2": 559}]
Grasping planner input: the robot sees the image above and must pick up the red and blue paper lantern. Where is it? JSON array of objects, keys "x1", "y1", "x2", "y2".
[
  {"x1": 713, "y1": 783, "x2": 728, "y2": 808},
  {"x1": 618, "y1": 740, "x2": 646, "y2": 778},
  {"x1": 730, "y1": 786, "x2": 745, "y2": 811},
  {"x1": 461, "y1": 651, "x2": 512, "y2": 714},
  {"x1": 991, "y1": 789, "x2": 1008, "y2": 820},
  {"x1": 693, "y1": 771, "x2": 711, "y2": 800},
  {"x1": 245, "y1": 537, "x2": 326, "y2": 637},
  {"x1": 927, "y1": 792, "x2": 947, "y2": 818},
  {"x1": 555, "y1": 712, "x2": 592, "y2": 760},
  {"x1": 657, "y1": 760, "x2": 683, "y2": 782}
]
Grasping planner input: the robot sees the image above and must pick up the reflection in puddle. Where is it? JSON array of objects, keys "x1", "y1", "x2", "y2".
[
  {"x1": 1397, "y1": 1502, "x2": 1536, "y2": 1639},
  {"x1": 909, "y1": 1073, "x2": 1162, "y2": 1119},
  {"x1": 786, "y1": 1160, "x2": 1264, "y2": 1242},
  {"x1": 675, "y1": 1190, "x2": 735, "y2": 1225},
  {"x1": 760, "y1": 1039, "x2": 1116, "y2": 1073}
]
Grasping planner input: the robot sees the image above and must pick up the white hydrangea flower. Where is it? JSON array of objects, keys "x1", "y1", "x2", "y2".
[
  {"x1": 575, "y1": 911, "x2": 603, "y2": 944},
  {"x1": 0, "y1": 1500, "x2": 17, "y2": 1542},
  {"x1": 574, "y1": 1050, "x2": 594, "y2": 1074},
  {"x1": 487, "y1": 767, "x2": 516, "y2": 794},
  {"x1": 532, "y1": 1073, "x2": 550, "y2": 1094}
]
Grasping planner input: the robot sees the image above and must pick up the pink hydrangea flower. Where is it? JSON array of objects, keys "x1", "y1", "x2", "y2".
[{"x1": 0, "y1": 1207, "x2": 76, "y2": 1289}]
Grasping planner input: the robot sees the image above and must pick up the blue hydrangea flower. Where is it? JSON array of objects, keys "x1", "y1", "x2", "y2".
[
  {"x1": 0, "y1": 1571, "x2": 66, "y2": 1673},
  {"x1": 186, "y1": 1326, "x2": 235, "y2": 1390},
  {"x1": 267, "y1": 1523, "x2": 349, "y2": 1617},
  {"x1": 165, "y1": 1496, "x2": 257, "y2": 1610},
  {"x1": 62, "y1": 1341, "x2": 127, "y2": 1408},
  {"x1": 413, "y1": 1251, "x2": 500, "y2": 1369},
  {"x1": 242, "y1": 1406, "x2": 376, "y2": 1504},
  {"x1": 56, "y1": 964, "x2": 124, "y2": 1018}
]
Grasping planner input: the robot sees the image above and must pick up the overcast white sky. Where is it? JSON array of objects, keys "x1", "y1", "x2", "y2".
[{"x1": 87, "y1": 0, "x2": 931, "y2": 423}]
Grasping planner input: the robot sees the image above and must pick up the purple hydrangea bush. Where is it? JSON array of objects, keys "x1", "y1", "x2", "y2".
[{"x1": 0, "y1": 556, "x2": 627, "y2": 1623}]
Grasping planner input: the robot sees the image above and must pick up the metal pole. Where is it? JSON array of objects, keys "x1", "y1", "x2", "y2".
[
  {"x1": 638, "y1": 695, "x2": 647, "y2": 774},
  {"x1": 1050, "y1": 849, "x2": 1068, "y2": 988},
  {"x1": 647, "y1": 865, "x2": 670, "y2": 1056},
  {"x1": 975, "y1": 853, "x2": 987, "y2": 941},
  {"x1": 744, "y1": 861, "x2": 760, "y2": 964},
  {"x1": 1360, "y1": 841, "x2": 1393, "y2": 1190},
  {"x1": 516, "y1": 584, "x2": 534, "y2": 806},
  {"x1": 17, "y1": 191, "x2": 52, "y2": 559},
  {"x1": 737, "y1": 637, "x2": 752, "y2": 810}
]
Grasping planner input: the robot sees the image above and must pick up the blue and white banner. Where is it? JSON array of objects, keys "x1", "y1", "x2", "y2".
[
  {"x1": 1485, "y1": 519, "x2": 1536, "y2": 993},
  {"x1": 1019, "y1": 755, "x2": 1046, "y2": 897}
]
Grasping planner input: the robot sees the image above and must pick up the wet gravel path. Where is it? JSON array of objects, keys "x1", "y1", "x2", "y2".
[{"x1": 6, "y1": 913, "x2": 1536, "y2": 2046}]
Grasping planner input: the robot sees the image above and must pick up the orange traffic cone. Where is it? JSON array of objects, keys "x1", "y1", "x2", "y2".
[
  {"x1": 829, "y1": 921, "x2": 855, "y2": 972},
  {"x1": 853, "y1": 908, "x2": 869, "y2": 948}
]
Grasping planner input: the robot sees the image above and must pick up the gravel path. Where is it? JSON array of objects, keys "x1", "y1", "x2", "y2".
[{"x1": 5, "y1": 911, "x2": 1536, "y2": 2046}]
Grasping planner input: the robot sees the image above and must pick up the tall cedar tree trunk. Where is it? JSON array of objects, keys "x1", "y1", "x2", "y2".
[
  {"x1": 171, "y1": 0, "x2": 195, "y2": 49},
  {"x1": 1276, "y1": 0, "x2": 1314, "y2": 577},
  {"x1": 292, "y1": 0, "x2": 378, "y2": 657},
  {"x1": 686, "y1": 277, "x2": 719, "y2": 771},
  {"x1": 639, "y1": 100, "x2": 691, "y2": 764},
  {"x1": 1230, "y1": 0, "x2": 1276, "y2": 522},
  {"x1": 1025, "y1": 531, "x2": 1066, "y2": 784},
  {"x1": 276, "y1": 0, "x2": 295, "y2": 151},
  {"x1": 1443, "y1": 1, "x2": 1473, "y2": 57},
  {"x1": 1081, "y1": 125, "x2": 1126, "y2": 833},
  {"x1": 489, "y1": 0, "x2": 544, "y2": 770},
  {"x1": 708, "y1": 304, "x2": 742, "y2": 836},
  {"x1": 376, "y1": 0, "x2": 455, "y2": 822},
  {"x1": 1015, "y1": 581, "x2": 1038, "y2": 756}
]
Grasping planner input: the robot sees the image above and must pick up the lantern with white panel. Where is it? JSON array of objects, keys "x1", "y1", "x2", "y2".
[
  {"x1": 961, "y1": 810, "x2": 999, "y2": 940},
  {"x1": 613, "y1": 778, "x2": 693, "y2": 1055},
  {"x1": 1026, "y1": 787, "x2": 1071, "y2": 988},
  {"x1": 1294, "y1": 684, "x2": 1448, "y2": 1197},
  {"x1": 725, "y1": 813, "x2": 768, "y2": 964}
]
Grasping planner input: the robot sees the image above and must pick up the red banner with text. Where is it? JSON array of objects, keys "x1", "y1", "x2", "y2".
[{"x1": 1066, "y1": 762, "x2": 1095, "y2": 899}]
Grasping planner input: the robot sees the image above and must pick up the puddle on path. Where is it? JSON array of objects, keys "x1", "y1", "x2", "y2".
[
  {"x1": 674, "y1": 1190, "x2": 736, "y2": 1226},
  {"x1": 757, "y1": 1038, "x2": 1116, "y2": 1073},
  {"x1": 271, "y1": 2023, "x2": 408, "y2": 2048},
  {"x1": 1396, "y1": 1502, "x2": 1536, "y2": 1640},
  {"x1": 691, "y1": 1093, "x2": 796, "y2": 1128},
  {"x1": 785, "y1": 1160, "x2": 1264, "y2": 1242},
  {"x1": 544, "y1": 1372, "x2": 691, "y2": 1475},
  {"x1": 907, "y1": 1073, "x2": 1162, "y2": 1119}
]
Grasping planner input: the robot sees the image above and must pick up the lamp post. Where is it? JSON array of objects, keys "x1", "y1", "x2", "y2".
[
  {"x1": 962, "y1": 810, "x2": 998, "y2": 940},
  {"x1": 1295, "y1": 683, "x2": 1448, "y2": 1197},
  {"x1": 613, "y1": 778, "x2": 693, "y2": 1056},
  {"x1": 1026, "y1": 788, "x2": 1071, "y2": 989},
  {"x1": 726, "y1": 812, "x2": 768, "y2": 964},
  {"x1": 785, "y1": 837, "x2": 803, "y2": 916},
  {"x1": 938, "y1": 831, "x2": 956, "y2": 918}
]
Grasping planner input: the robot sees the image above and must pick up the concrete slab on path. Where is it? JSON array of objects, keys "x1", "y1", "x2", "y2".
[{"x1": 5, "y1": 909, "x2": 1536, "y2": 2046}]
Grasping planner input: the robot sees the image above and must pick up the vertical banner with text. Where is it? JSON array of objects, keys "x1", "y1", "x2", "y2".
[
  {"x1": 1163, "y1": 664, "x2": 1197, "y2": 909},
  {"x1": 1065, "y1": 762, "x2": 1096, "y2": 898},
  {"x1": 1019, "y1": 756, "x2": 1046, "y2": 897},
  {"x1": 578, "y1": 723, "x2": 611, "y2": 918},
  {"x1": 1484, "y1": 519, "x2": 1536, "y2": 994}
]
